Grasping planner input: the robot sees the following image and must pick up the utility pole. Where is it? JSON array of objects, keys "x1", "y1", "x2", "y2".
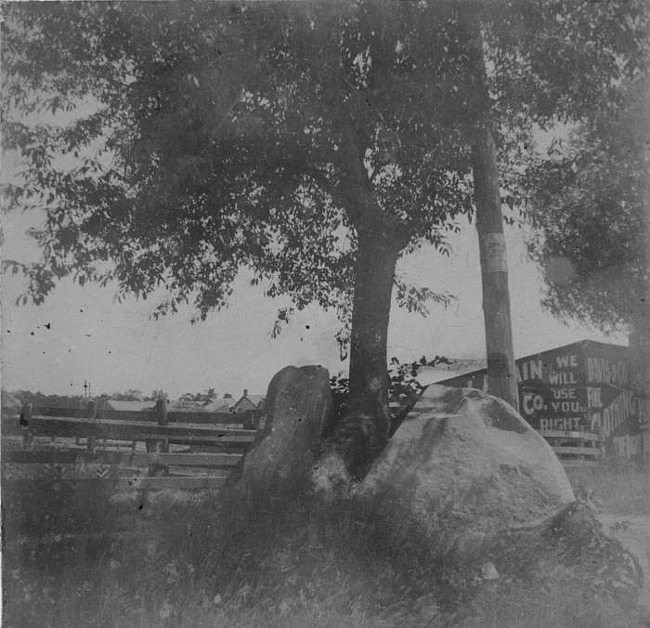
[
  {"x1": 466, "y1": 13, "x2": 519, "y2": 411},
  {"x1": 630, "y1": 81, "x2": 650, "y2": 464},
  {"x1": 472, "y1": 130, "x2": 519, "y2": 410}
]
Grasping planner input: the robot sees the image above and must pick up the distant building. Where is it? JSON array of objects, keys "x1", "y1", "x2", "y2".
[
  {"x1": 202, "y1": 396, "x2": 236, "y2": 413},
  {"x1": 232, "y1": 389, "x2": 266, "y2": 414},
  {"x1": 1, "y1": 391, "x2": 22, "y2": 417},
  {"x1": 168, "y1": 399, "x2": 203, "y2": 413},
  {"x1": 435, "y1": 340, "x2": 642, "y2": 461},
  {"x1": 103, "y1": 399, "x2": 155, "y2": 413}
]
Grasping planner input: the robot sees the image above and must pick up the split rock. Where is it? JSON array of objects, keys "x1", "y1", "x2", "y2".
[{"x1": 356, "y1": 385, "x2": 575, "y2": 556}]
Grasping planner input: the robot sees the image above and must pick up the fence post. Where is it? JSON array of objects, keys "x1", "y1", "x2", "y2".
[
  {"x1": 147, "y1": 398, "x2": 169, "y2": 476},
  {"x1": 157, "y1": 396, "x2": 168, "y2": 427},
  {"x1": 20, "y1": 403, "x2": 33, "y2": 450},
  {"x1": 86, "y1": 400, "x2": 97, "y2": 452}
]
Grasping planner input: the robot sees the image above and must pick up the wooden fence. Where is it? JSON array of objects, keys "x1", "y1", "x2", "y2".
[
  {"x1": 10, "y1": 404, "x2": 263, "y2": 429},
  {"x1": 2, "y1": 401, "x2": 260, "y2": 492},
  {"x1": 541, "y1": 430, "x2": 603, "y2": 465},
  {"x1": 1, "y1": 401, "x2": 608, "y2": 492}
]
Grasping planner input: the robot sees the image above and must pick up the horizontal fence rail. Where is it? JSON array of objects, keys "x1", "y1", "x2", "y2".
[
  {"x1": 541, "y1": 430, "x2": 601, "y2": 442},
  {"x1": 540, "y1": 430, "x2": 603, "y2": 465},
  {"x1": 19, "y1": 415, "x2": 257, "y2": 446},
  {"x1": 3, "y1": 405, "x2": 262, "y2": 429},
  {"x1": 3, "y1": 450, "x2": 243, "y2": 468}
]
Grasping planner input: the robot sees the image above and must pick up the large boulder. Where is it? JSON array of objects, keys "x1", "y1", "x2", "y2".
[
  {"x1": 238, "y1": 365, "x2": 334, "y2": 491},
  {"x1": 356, "y1": 385, "x2": 575, "y2": 556}
]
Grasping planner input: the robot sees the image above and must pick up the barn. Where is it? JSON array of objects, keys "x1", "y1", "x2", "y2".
[{"x1": 435, "y1": 340, "x2": 646, "y2": 461}]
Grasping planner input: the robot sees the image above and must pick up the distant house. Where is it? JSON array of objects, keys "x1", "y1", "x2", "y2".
[
  {"x1": 202, "y1": 396, "x2": 236, "y2": 413},
  {"x1": 168, "y1": 399, "x2": 204, "y2": 413},
  {"x1": 232, "y1": 389, "x2": 266, "y2": 414},
  {"x1": 103, "y1": 399, "x2": 155, "y2": 413}
]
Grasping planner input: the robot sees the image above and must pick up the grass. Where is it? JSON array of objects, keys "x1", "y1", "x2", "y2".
[
  {"x1": 3, "y1": 463, "x2": 650, "y2": 627},
  {"x1": 566, "y1": 461, "x2": 650, "y2": 515}
]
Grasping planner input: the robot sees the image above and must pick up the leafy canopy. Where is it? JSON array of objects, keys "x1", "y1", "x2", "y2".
[
  {"x1": 3, "y1": 0, "x2": 647, "y2": 334},
  {"x1": 526, "y1": 74, "x2": 649, "y2": 331},
  {"x1": 179, "y1": 388, "x2": 218, "y2": 405}
]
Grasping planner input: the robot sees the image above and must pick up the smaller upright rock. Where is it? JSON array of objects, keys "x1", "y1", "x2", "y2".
[{"x1": 238, "y1": 365, "x2": 334, "y2": 491}]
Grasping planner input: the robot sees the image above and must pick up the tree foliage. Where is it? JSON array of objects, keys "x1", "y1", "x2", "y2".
[
  {"x1": 329, "y1": 354, "x2": 449, "y2": 419},
  {"x1": 110, "y1": 388, "x2": 145, "y2": 401},
  {"x1": 3, "y1": 1, "x2": 470, "y2": 329},
  {"x1": 179, "y1": 387, "x2": 218, "y2": 405},
  {"x1": 525, "y1": 74, "x2": 649, "y2": 331},
  {"x1": 4, "y1": 1, "x2": 645, "y2": 319},
  {"x1": 2, "y1": 1, "x2": 647, "y2": 425}
]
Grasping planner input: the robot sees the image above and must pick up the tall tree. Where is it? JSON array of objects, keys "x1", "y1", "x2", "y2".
[
  {"x1": 111, "y1": 389, "x2": 145, "y2": 401},
  {"x1": 3, "y1": 1, "x2": 646, "y2": 475},
  {"x1": 179, "y1": 388, "x2": 218, "y2": 406},
  {"x1": 3, "y1": 2, "x2": 468, "y2": 451}
]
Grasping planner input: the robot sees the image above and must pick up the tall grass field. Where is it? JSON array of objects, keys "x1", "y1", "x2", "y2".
[{"x1": 2, "y1": 463, "x2": 649, "y2": 628}]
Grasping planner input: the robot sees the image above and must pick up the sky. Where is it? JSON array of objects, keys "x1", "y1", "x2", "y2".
[{"x1": 1, "y1": 206, "x2": 626, "y2": 400}]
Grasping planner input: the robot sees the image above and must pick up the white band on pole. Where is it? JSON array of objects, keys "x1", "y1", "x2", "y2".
[{"x1": 483, "y1": 232, "x2": 508, "y2": 273}]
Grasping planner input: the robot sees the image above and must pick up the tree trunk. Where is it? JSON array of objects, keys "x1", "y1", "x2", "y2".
[
  {"x1": 348, "y1": 231, "x2": 400, "y2": 419},
  {"x1": 465, "y1": 15, "x2": 519, "y2": 412},
  {"x1": 314, "y1": 227, "x2": 400, "y2": 494}
]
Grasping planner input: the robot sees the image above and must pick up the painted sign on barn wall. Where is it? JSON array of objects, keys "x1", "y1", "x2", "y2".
[{"x1": 438, "y1": 341, "x2": 642, "y2": 459}]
